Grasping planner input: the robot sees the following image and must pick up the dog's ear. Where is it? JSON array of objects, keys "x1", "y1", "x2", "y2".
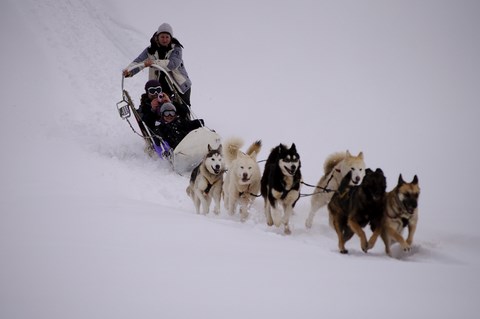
[
  {"x1": 375, "y1": 168, "x2": 384, "y2": 175},
  {"x1": 412, "y1": 175, "x2": 418, "y2": 185},
  {"x1": 217, "y1": 144, "x2": 222, "y2": 153},
  {"x1": 290, "y1": 143, "x2": 297, "y2": 152},
  {"x1": 358, "y1": 151, "x2": 364, "y2": 159},
  {"x1": 398, "y1": 174, "x2": 405, "y2": 185},
  {"x1": 346, "y1": 150, "x2": 351, "y2": 157},
  {"x1": 365, "y1": 168, "x2": 373, "y2": 175},
  {"x1": 207, "y1": 144, "x2": 212, "y2": 152}
]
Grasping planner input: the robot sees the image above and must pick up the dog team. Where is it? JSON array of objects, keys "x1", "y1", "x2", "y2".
[{"x1": 186, "y1": 137, "x2": 420, "y2": 257}]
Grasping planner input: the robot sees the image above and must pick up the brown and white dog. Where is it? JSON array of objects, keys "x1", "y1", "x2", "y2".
[
  {"x1": 328, "y1": 168, "x2": 387, "y2": 254},
  {"x1": 186, "y1": 145, "x2": 224, "y2": 215},
  {"x1": 381, "y1": 174, "x2": 420, "y2": 255}
]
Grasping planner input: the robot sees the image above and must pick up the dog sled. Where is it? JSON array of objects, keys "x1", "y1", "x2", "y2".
[{"x1": 116, "y1": 64, "x2": 221, "y2": 175}]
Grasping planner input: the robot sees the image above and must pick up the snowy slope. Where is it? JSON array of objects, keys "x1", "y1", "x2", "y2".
[{"x1": 1, "y1": 1, "x2": 480, "y2": 318}]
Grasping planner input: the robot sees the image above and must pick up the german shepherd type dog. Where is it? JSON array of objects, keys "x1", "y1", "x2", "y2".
[
  {"x1": 261, "y1": 143, "x2": 302, "y2": 235},
  {"x1": 222, "y1": 137, "x2": 262, "y2": 222},
  {"x1": 328, "y1": 168, "x2": 387, "y2": 254},
  {"x1": 305, "y1": 151, "x2": 366, "y2": 229},
  {"x1": 186, "y1": 145, "x2": 224, "y2": 215},
  {"x1": 382, "y1": 174, "x2": 420, "y2": 255}
]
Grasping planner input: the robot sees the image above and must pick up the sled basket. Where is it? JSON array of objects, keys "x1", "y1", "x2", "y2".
[{"x1": 116, "y1": 98, "x2": 131, "y2": 119}]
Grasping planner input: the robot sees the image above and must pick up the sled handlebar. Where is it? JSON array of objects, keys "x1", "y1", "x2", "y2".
[{"x1": 124, "y1": 63, "x2": 184, "y2": 94}]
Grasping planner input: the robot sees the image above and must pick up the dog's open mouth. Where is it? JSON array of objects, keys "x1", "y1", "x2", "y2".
[
  {"x1": 211, "y1": 166, "x2": 221, "y2": 175},
  {"x1": 241, "y1": 176, "x2": 250, "y2": 182},
  {"x1": 403, "y1": 201, "x2": 417, "y2": 214},
  {"x1": 405, "y1": 206, "x2": 415, "y2": 214},
  {"x1": 285, "y1": 166, "x2": 297, "y2": 175}
]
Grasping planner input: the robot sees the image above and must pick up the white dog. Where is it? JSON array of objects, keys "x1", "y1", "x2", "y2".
[
  {"x1": 305, "y1": 150, "x2": 366, "y2": 229},
  {"x1": 222, "y1": 137, "x2": 262, "y2": 222},
  {"x1": 186, "y1": 145, "x2": 224, "y2": 215}
]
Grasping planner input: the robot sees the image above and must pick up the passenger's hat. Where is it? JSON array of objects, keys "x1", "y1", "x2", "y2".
[
  {"x1": 160, "y1": 102, "x2": 176, "y2": 114},
  {"x1": 144, "y1": 79, "x2": 161, "y2": 91}
]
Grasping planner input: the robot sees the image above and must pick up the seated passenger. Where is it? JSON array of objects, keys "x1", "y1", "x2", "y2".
[
  {"x1": 138, "y1": 80, "x2": 190, "y2": 127},
  {"x1": 153, "y1": 102, "x2": 204, "y2": 149},
  {"x1": 137, "y1": 80, "x2": 171, "y2": 130}
]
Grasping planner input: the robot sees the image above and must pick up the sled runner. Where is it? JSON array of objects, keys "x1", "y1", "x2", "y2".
[{"x1": 116, "y1": 64, "x2": 221, "y2": 175}]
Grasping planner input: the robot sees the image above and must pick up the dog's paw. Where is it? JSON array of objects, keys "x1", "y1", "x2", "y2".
[
  {"x1": 305, "y1": 218, "x2": 313, "y2": 229},
  {"x1": 367, "y1": 237, "x2": 378, "y2": 250},
  {"x1": 284, "y1": 225, "x2": 291, "y2": 235},
  {"x1": 360, "y1": 240, "x2": 369, "y2": 253},
  {"x1": 240, "y1": 214, "x2": 248, "y2": 223},
  {"x1": 402, "y1": 245, "x2": 412, "y2": 252},
  {"x1": 340, "y1": 249, "x2": 349, "y2": 254}
]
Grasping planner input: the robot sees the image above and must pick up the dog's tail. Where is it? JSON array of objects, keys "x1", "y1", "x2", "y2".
[
  {"x1": 245, "y1": 140, "x2": 262, "y2": 161},
  {"x1": 223, "y1": 136, "x2": 244, "y2": 166},
  {"x1": 323, "y1": 151, "x2": 346, "y2": 175}
]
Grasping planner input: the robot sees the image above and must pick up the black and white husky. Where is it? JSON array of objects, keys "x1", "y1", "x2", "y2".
[
  {"x1": 261, "y1": 143, "x2": 302, "y2": 234},
  {"x1": 186, "y1": 145, "x2": 224, "y2": 215}
]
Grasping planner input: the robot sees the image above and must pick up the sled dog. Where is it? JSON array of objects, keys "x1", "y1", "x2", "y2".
[
  {"x1": 186, "y1": 144, "x2": 224, "y2": 215},
  {"x1": 222, "y1": 137, "x2": 262, "y2": 221},
  {"x1": 261, "y1": 143, "x2": 302, "y2": 235},
  {"x1": 305, "y1": 150, "x2": 366, "y2": 229},
  {"x1": 328, "y1": 168, "x2": 387, "y2": 254},
  {"x1": 381, "y1": 174, "x2": 420, "y2": 255}
]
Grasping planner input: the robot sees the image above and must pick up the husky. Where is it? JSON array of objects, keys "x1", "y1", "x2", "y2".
[
  {"x1": 380, "y1": 174, "x2": 420, "y2": 256},
  {"x1": 222, "y1": 137, "x2": 262, "y2": 222},
  {"x1": 328, "y1": 168, "x2": 387, "y2": 254},
  {"x1": 261, "y1": 143, "x2": 302, "y2": 235},
  {"x1": 305, "y1": 150, "x2": 366, "y2": 229},
  {"x1": 186, "y1": 144, "x2": 224, "y2": 215}
]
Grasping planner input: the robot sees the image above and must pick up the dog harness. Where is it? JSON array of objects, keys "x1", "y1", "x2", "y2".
[
  {"x1": 203, "y1": 178, "x2": 222, "y2": 195},
  {"x1": 387, "y1": 192, "x2": 412, "y2": 228},
  {"x1": 204, "y1": 182, "x2": 213, "y2": 194}
]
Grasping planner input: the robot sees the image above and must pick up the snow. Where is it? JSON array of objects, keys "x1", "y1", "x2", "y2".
[{"x1": 1, "y1": 0, "x2": 480, "y2": 318}]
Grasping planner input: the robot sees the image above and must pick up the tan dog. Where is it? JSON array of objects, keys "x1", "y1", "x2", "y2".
[
  {"x1": 305, "y1": 151, "x2": 366, "y2": 229},
  {"x1": 381, "y1": 174, "x2": 420, "y2": 255},
  {"x1": 222, "y1": 137, "x2": 262, "y2": 222}
]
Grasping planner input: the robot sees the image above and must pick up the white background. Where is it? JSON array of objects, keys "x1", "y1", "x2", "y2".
[{"x1": 1, "y1": 1, "x2": 479, "y2": 318}]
